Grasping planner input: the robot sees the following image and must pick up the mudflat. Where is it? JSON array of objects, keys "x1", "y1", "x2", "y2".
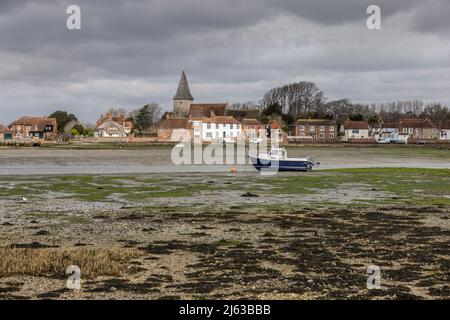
[{"x1": 0, "y1": 166, "x2": 449, "y2": 299}]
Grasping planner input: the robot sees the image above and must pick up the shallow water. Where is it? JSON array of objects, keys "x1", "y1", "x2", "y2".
[{"x1": 0, "y1": 146, "x2": 448, "y2": 175}]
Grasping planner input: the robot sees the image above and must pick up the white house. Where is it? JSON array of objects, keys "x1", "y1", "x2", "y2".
[
  {"x1": 191, "y1": 116, "x2": 242, "y2": 142},
  {"x1": 440, "y1": 121, "x2": 450, "y2": 141},
  {"x1": 341, "y1": 120, "x2": 370, "y2": 142},
  {"x1": 95, "y1": 120, "x2": 131, "y2": 138}
]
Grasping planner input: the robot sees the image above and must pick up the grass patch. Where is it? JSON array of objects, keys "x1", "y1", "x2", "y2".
[{"x1": 0, "y1": 247, "x2": 142, "y2": 278}]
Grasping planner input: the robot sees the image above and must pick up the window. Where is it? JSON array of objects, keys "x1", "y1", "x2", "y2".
[
  {"x1": 319, "y1": 133, "x2": 324, "y2": 139},
  {"x1": 329, "y1": 133, "x2": 335, "y2": 139},
  {"x1": 309, "y1": 126, "x2": 315, "y2": 132},
  {"x1": 216, "y1": 124, "x2": 219, "y2": 129},
  {"x1": 320, "y1": 126, "x2": 325, "y2": 132},
  {"x1": 230, "y1": 124, "x2": 234, "y2": 129},
  {"x1": 330, "y1": 126, "x2": 334, "y2": 131},
  {"x1": 352, "y1": 130, "x2": 360, "y2": 134},
  {"x1": 403, "y1": 128, "x2": 408, "y2": 133},
  {"x1": 206, "y1": 132, "x2": 212, "y2": 138},
  {"x1": 299, "y1": 125, "x2": 305, "y2": 131},
  {"x1": 207, "y1": 123, "x2": 211, "y2": 129},
  {"x1": 237, "y1": 124, "x2": 240, "y2": 130}
]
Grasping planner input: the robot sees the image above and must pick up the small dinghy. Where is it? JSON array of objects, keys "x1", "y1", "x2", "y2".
[{"x1": 250, "y1": 148, "x2": 319, "y2": 172}]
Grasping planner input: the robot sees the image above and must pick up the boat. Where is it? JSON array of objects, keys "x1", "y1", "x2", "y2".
[{"x1": 250, "y1": 148, "x2": 319, "y2": 172}]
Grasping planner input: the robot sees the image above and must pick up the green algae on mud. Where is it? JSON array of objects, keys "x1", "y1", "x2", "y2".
[{"x1": 0, "y1": 167, "x2": 447, "y2": 207}]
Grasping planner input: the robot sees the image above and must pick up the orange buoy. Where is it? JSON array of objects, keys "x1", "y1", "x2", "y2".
[{"x1": 231, "y1": 167, "x2": 237, "y2": 173}]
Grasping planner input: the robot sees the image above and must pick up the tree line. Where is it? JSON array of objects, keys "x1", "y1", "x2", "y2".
[
  {"x1": 49, "y1": 79, "x2": 449, "y2": 135},
  {"x1": 231, "y1": 81, "x2": 450, "y2": 128},
  {"x1": 49, "y1": 103, "x2": 162, "y2": 136}
]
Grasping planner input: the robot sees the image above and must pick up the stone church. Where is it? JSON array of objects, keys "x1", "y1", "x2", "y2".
[{"x1": 173, "y1": 71, "x2": 227, "y2": 117}]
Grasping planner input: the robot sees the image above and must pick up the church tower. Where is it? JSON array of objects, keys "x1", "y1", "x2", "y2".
[{"x1": 173, "y1": 71, "x2": 194, "y2": 116}]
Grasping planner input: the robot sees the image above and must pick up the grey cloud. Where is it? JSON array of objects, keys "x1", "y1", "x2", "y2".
[{"x1": 0, "y1": 0, "x2": 449, "y2": 123}]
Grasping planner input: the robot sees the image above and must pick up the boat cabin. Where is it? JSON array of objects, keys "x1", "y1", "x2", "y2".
[{"x1": 267, "y1": 148, "x2": 287, "y2": 160}]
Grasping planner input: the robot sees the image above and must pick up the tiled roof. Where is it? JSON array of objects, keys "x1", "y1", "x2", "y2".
[
  {"x1": 399, "y1": 118, "x2": 437, "y2": 128},
  {"x1": 440, "y1": 120, "x2": 450, "y2": 129},
  {"x1": 241, "y1": 118, "x2": 263, "y2": 126},
  {"x1": 200, "y1": 116, "x2": 240, "y2": 125},
  {"x1": 96, "y1": 120, "x2": 125, "y2": 131},
  {"x1": 189, "y1": 103, "x2": 227, "y2": 117},
  {"x1": 157, "y1": 117, "x2": 189, "y2": 129},
  {"x1": 344, "y1": 120, "x2": 369, "y2": 130},
  {"x1": 8, "y1": 116, "x2": 57, "y2": 131},
  {"x1": 296, "y1": 119, "x2": 335, "y2": 126},
  {"x1": 381, "y1": 122, "x2": 399, "y2": 129}
]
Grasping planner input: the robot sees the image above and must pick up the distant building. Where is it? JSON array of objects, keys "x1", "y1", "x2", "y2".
[
  {"x1": 378, "y1": 122, "x2": 408, "y2": 143},
  {"x1": 191, "y1": 116, "x2": 242, "y2": 142},
  {"x1": 293, "y1": 119, "x2": 337, "y2": 142},
  {"x1": 95, "y1": 120, "x2": 130, "y2": 138},
  {"x1": 95, "y1": 113, "x2": 132, "y2": 138},
  {"x1": 8, "y1": 116, "x2": 57, "y2": 140},
  {"x1": 173, "y1": 71, "x2": 194, "y2": 116},
  {"x1": 156, "y1": 117, "x2": 191, "y2": 142},
  {"x1": 241, "y1": 119, "x2": 264, "y2": 140},
  {"x1": 0, "y1": 125, "x2": 13, "y2": 140},
  {"x1": 172, "y1": 71, "x2": 228, "y2": 117},
  {"x1": 398, "y1": 118, "x2": 438, "y2": 140},
  {"x1": 342, "y1": 120, "x2": 370, "y2": 142},
  {"x1": 438, "y1": 120, "x2": 450, "y2": 141}
]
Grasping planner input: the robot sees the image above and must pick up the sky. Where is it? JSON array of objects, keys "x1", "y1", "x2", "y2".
[{"x1": 0, "y1": 0, "x2": 449, "y2": 124}]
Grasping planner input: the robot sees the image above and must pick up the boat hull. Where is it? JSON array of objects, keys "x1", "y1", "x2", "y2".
[{"x1": 250, "y1": 156, "x2": 314, "y2": 172}]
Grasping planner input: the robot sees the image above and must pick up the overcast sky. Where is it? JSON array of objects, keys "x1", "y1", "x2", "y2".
[{"x1": 1, "y1": 0, "x2": 449, "y2": 124}]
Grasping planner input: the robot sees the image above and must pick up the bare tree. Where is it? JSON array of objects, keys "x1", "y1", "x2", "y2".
[
  {"x1": 325, "y1": 99, "x2": 353, "y2": 129},
  {"x1": 263, "y1": 81, "x2": 325, "y2": 118}
]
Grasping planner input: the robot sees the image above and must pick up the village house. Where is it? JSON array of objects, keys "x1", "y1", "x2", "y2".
[
  {"x1": 191, "y1": 116, "x2": 241, "y2": 142},
  {"x1": 341, "y1": 120, "x2": 370, "y2": 142},
  {"x1": 438, "y1": 120, "x2": 450, "y2": 141},
  {"x1": 156, "y1": 117, "x2": 191, "y2": 142},
  {"x1": 293, "y1": 119, "x2": 337, "y2": 142},
  {"x1": 95, "y1": 120, "x2": 129, "y2": 138},
  {"x1": 398, "y1": 118, "x2": 438, "y2": 140},
  {"x1": 94, "y1": 113, "x2": 132, "y2": 138},
  {"x1": 377, "y1": 123, "x2": 408, "y2": 144},
  {"x1": 0, "y1": 125, "x2": 13, "y2": 141},
  {"x1": 241, "y1": 119, "x2": 265, "y2": 141},
  {"x1": 8, "y1": 116, "x2": 57, "y2": 140}
]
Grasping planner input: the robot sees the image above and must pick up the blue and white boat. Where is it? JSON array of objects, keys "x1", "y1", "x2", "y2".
[{"x1": 250, "y1": 148, "x2": 319, "y2": 172}]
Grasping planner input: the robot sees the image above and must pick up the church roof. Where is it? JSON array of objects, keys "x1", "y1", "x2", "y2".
[
  {"x1": 173, "y1": 71, "x2": 194, "y2": 101},
  {"x1": 189, "y1": 103, "x2": 227, "y2": 117}
]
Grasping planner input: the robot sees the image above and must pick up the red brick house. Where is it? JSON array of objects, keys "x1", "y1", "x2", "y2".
[
  {"x1": 8, "y1": 116, "x2": 57, "y2": 140},
  {"x1": 241, "y1": 118, "x2": 264, "y2": 140},
  {"x1": 293, "y1": 119, "x2": 337, "y2": 142},
  {"x1": 156, "y1": 117, "x2": 190, "y2": 142}
]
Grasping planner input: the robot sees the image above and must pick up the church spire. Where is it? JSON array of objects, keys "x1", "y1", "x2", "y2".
[{"x1": 173, "y1": 70, "x2": 194, "y2": 101}]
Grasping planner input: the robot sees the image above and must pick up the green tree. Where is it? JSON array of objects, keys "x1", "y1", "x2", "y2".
[
  {"x1": 71, "y1": 128, "x2": 80, "y2": 136},
  {"x1": 133, "y1": 103, "x2": 162, "y2": 132},
  {"x1": 72, "y1": 123, "x2": 85, "y2": 135},
  {"x1": 49, "y1": 110, "x2": 78, "y2": 133}
]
